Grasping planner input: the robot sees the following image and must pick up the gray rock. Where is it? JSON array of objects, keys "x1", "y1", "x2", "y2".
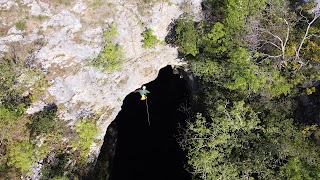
[{"x1": 0, "y1": 0, "x2": 203, "y2": 178}]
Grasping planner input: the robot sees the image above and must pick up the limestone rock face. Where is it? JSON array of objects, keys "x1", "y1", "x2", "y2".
[{"x1": 0, "y1": 0, "x2": 202, "y2": 178}]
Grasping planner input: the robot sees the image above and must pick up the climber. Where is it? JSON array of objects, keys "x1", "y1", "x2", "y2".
[
  {"x1": 135, "y1": 86, "x2": 150, "y2": 100},
  {"x1": 134, "y1": 86, "x2": 151, "y2": 125}
]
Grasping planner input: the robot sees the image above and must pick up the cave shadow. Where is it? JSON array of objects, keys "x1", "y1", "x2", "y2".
[{"x1": 111, "y1": 66, "x2": 191, "y2": 180}]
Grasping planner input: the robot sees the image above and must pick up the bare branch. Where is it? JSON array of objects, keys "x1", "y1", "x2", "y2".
[
  {"x1": 293, "y1": 60, "x2": 309, "y2": 73},
  {"x1": 263, "y1": 29, "x2": 284, "y2": 44},
  {"x1": 282, "y1": 18, "x2": 290, "y2": 60},
  {"x1": 258, "y1": 40, "x2": 282, "y2": 50},
  {"x1": 258, "y1": 17, "x2": 290, "y2": 62},
  {"x1": 283, "y1": 19, "x2": 290, "y2": 51},
  {"x1": 299, "y1": 9, "x2": 310, "y2": 23},
  {"x1": 256, "y1": 54, "x2": 282, "y2": 64},
  {"x1": 266, "y1": 54, "x2": 283, "y2": 58},
  {"x1": 296, "y1": 13, "x2": 320, "y2": 60},
  {"x1": 307, "y1": 34, "x2": 320, "y2": 38}
]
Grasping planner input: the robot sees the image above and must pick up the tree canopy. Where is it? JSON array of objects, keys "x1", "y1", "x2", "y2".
[{"x1": 175, "y1": 0, "x2": 320, "y2": 179}]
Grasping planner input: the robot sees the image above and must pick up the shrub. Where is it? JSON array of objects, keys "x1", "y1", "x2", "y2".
[
  {"x1": 72, "y1": 120, "x2": 99, "y2": 159},
  {"x1": 0, "y1": 42, "x2": 48, "y2": 105},
  {"x1": 40, "y1": 153, "x2": 71, "y2": 180},
  {"x1": 15, "y1": 20, "x2": 26, "y2": 30},
  {"x1": 92, "y1": 23, "x2": 124, "y2": 72},
  {"x1": 28, "y1": 104, "x2": 58, "y2": 137},
  {"x1": 0, "y1": 54, "x2": 25, "y2": 104},
  {"x1": 7, "y1": 141, "x2": 34, "y2": 175},
  {"x1": 142, "y1": 28, "x2": 161, "y2": 49},
  {"x1": 0, "y1": 104, "x2": 26, "y2": 146}
]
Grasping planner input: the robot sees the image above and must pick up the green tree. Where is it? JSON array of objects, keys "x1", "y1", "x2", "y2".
[
  {"x1": 224, "y1": 0, "x2": 266, "y2": 32},
  {"x1": 179, "y1": 101, "x2": 261, "y2": 179},
  {"x1": 175, "y1": 18, "x2": 199, "y2": 56},
  {"x1": 280, "y1": 157, "x2": 320, "y2": 179},
  {"x1": 199, "y1": 22, "x2": 231, "y2": 57},
  {"x1": 225, "y1": 47, "x2": 267, "y2": 94},
  {"x1": 176, "y1": 0, "x2": 320, "y2": 179},
  {"x1": 180, "y1": 101, "x2": 320, "y2": 179}
]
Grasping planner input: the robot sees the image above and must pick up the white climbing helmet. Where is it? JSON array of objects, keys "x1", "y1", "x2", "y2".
[{"x1": 142, "y1": 86, "x2": 146, "y2": 90}]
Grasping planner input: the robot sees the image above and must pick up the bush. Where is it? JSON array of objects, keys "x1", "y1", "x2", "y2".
[
  {"x1": 92, "y1": 23, "x2": 124, "y2": 72},
  {"x1": 15, "y1": 20, "x2": 26, "y2": 30},
  {"x1": 40, "y1": 153, "x2": 70, "y2": 180},
  {"x1": 142, "y1": 28, "x2": 161, "y2": 49},
  {"x1": 0, "y1": 54, "x2": 25, "y2": 104},
  {"x1": 0, "y1": 104, "x2": 27, "y2": 153},
  {"x1": 7, "y1": 141, "x2": 34, "y2": 175},
  {"x1": 0, "y1": 42, "x2": 48, "y2": 105},
  {"x1": 72, "y1": 120, "x2": 99, "y2": 159},
  {"x1": 28, "y1": 104, "x2": 58, "y2": 137},
  {"x1": 0, "y1": 42, "x2": 53, "y2": 178}
]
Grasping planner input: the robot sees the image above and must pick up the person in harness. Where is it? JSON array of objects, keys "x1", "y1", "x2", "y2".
[{"x1": 135, "y1": 86, "x2": 150, "y2": 100}]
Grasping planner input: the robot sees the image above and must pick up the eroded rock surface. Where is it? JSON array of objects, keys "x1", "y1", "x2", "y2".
[{"x1": 0, "y1": 0, "x2": 202, "y2": 178}]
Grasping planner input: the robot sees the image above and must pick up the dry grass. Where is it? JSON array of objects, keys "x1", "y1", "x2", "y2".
[
  {"x1": 81, "y1": 0, "x2": 116, "y2": 26},
  {"x1": 46, "y1": 59, "x2": 81, "y2": 80},
  {"x1": 0, "y1": 26, "x2": 10, "y2": 36},
  {"x1": 0, "y1": 0, "x2": 169, "y2": 42},
  {"x1": 0, "y1": 3, "x2": 51, "y2": 36},
  {"x1": 0, "y1": 3, "x2": 28, "y2": 32},
  {"x1": 68, "y1": 0, "x2": 118, "y2": 44},
  {"x1": 0, "y1": 0, "x2": 79, "y2": 37},
  {"x1": 41, "y1": 0, "x2": 77, "y2": 13}
]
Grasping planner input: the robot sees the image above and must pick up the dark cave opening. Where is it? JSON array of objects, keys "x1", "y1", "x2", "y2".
[{"x1": 94, "y1": 66, "x2": 191, "y2": 180}]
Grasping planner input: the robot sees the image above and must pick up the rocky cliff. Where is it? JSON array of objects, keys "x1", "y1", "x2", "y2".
[{"x1": 0, "y1": 0, "x2": 202, "y2": 178}]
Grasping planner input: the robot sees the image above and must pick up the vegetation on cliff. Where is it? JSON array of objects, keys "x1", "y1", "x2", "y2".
[
  {"x1": 0, "y1": 43, "x2": 100, "y2": 179},
  {"x1": 92, "y1": 23, "x2": 125, "y2": 72},
  {"x1": 0, "y1": 0, "x2": 319, "y2": 179},
  {"x1": 142, "y1": 28, "x2": 162, "y2": 49}
]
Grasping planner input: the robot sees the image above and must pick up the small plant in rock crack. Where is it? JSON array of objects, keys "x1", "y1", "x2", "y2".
[
  {"x1": 142, "y1": 28, "x2": 162, "y2": 49},
  {"x1": 15, "y1": 20, "x2": 27, "y2": 30},
  {"x1": 92, "y1": 23, "x2": 124, "y2": 72}
]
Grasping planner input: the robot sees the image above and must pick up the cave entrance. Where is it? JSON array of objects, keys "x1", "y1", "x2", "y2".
[{"x1": 98, "y1": 66, "x2": 191, "y2": 180}]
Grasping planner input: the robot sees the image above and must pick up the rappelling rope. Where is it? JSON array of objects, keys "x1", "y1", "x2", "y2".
[{"x1": 145, "y1": 98, "x2": 150, "y2": 126}]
